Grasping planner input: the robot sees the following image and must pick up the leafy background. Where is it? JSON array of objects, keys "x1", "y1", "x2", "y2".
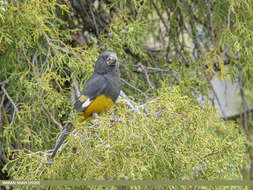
[{"x1": 0, "y1": 0, "x2": 252, "y2": 189}]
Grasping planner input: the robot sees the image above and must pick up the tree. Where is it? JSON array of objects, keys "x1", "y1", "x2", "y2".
[{"x1": 0, "y1": 0, "x2": 252, "y2": 187}]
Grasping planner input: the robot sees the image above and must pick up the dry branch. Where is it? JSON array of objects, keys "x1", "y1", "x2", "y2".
[
  {"x1": 1, "y1": 84, "x2": 19, "y2": 113},
  {"x1": 120, "y1": 78, "x2": 149, "y2": 98}
]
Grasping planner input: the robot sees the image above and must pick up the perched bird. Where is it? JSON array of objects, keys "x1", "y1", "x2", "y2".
[{"x1": 50, "y1": 51, "x2": 120, "y2": 158}]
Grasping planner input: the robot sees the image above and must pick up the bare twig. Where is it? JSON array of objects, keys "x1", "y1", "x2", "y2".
[
  {"x1": 93, "y1": 132, "x2": 103, "y2": 143},
  {"x1": 182, "y1": 0, "x2": 202, "y2": 57},
  {"x1": 10, "y1": 110, "x2": 16, "y2": 125},
  {"x1": 0, "y1": 94, "x2": 5, "y2": 123},
  {"x1": 227, "y1": 6, "x2": 231, "y2": 28},
  {"x1": 138, "y1": 97, "x2": 160, "y2": 109},
  {"x1": 249, "y1": 108, "x2": 253, "y2": 126},
  {"x1": 0, "y1": 94, "x2": 5, "y2": 109},
  {"x1": 27, "y1": 150, "x2": 53, "y2": 156},
  {"x1": 151, "y1": 0, "x2": 170, "y2": 34},
  {"x1": 173, "y1": 39, "x2": 190, "y2": 67},
  {"x1": 203, "y1": 70, "x2": 227, "y2": 119},
  {"x1": 0, "y1": 79, "x2": 18, "y2": 125},
  {"x1": 47, "y1": 39, "x2": 69, "y2": 54},
  {"x1": 204, "y1": 0, "x2": 215, "y2": 43},
  {"x1": 41, "y1": 48, "x2": 51, "y2": 71},
  {"x1": 140, "y1": 64, "x2": 154, "y2": 90},
  {"x1": 120, "y1": 78, "x2": 149, "y2": 98},
  {"x1": 199, "y1": 150, "x2": 220, "y2": 160},
  {"x1": 132, "y1": 64, "x2": 175, "y2": 74},
  {"x1": 32, "y1": 50, "x2": 39, "y2": 68},
  {"x1": 199, "y1": 145, "x2": 231, "y2": 161},
  {"x1": 73, "y1": 80, "x2": 81, "y2": 98},
  {"x1": 71, "y1": 78, "x2": 81, "y2": 107},
  {"x1": 119, "y1": 91, "x2": 139, "y2": 113},
  {"x1": 155, "y1": 109, "x2": 166, "y2": 118},
  {"x1": 133, "y1": 64, "x2": 179, "y2": 81},
  {"x1": 1, "y1": 85, "x2": 19, "y2": 113},
  {"x1": 88, "y1": 0, "x2": 99, "y2": 37},
  {"x1": 239, "y1": 69, "x2": 249, "y2": 135},
  {"x1": 212, "y1": 85, "x2": 227, "y2": 120},
  {"x1": 31, "y1": 50, "x2": 41, "y2": 85},
  {"x1": 0, "y1": 80, "x2": 9, "y2": 86},
  {"x1": 43, "y1": 31, "x2": 78, "y2": 57},
  {"x1": 163, "y1": 0, "x2": 172, "y2": 60},
  {"x1": 42, "y1": 106, "x2": 63, "y2": 131}
]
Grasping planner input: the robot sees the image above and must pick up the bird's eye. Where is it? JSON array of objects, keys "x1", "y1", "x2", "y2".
[{"x1": 107, "y1": 57, "x2": 113, "y2": 61}]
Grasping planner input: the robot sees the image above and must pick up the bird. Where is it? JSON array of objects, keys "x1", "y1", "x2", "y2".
[{"x1": 50, "y1": 51, "x2": 121, "y2": 158}]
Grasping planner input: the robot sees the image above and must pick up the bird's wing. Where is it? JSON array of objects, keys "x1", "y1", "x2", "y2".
[{"x1": 74, "y1": 75, "x2": 107, "y2": 112}]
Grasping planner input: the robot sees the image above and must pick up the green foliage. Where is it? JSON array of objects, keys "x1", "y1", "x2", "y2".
[
  {"x1": 5, "y1": 86, "x2": 247, "y2": 183},
  {"x1": 0, "y1": 0, "x2": 75, "y2": 157},
  {"x1": 0, "y1": 0, "x2": 252, "y2": 187}
]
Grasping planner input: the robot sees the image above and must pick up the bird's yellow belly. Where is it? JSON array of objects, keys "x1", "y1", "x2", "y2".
[{"x1": 78, "y1": 94, "x2": 114, "y2": 122}]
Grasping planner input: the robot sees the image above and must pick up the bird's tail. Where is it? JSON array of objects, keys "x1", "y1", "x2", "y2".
[{"x1": 50, "y1": 123, "x2": 73, "y2": 158}]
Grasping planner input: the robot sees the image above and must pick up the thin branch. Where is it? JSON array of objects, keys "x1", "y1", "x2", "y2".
[
  {"x1": 41, "y1": 48, "x2": 51, "y2": 71},
  {"x1": 0, "y1": 80, "x2": 9, "y2": 86},
  {"x1": 211, "y1": 85, "x2": 227, "y2": 120},
  {"x1": 151, "y1": 0, "x2": 170, "y2": 34},
  {"x1": 10, "y1": 110, "x2": 16, "y2": 125},
  {"x1": 155, "y1": 109, "x2": 166, "y2": 118},
  {"x1": 32, "y1": 50, "x2": 39, "y2": 68},
  {"x1": 199, "y1": 145, "x2": 231, "y2": 161},
  {"x1": 163, "y1": 0, "x2": 171, "y2": 60},
  {"x1": 0, "y1": 94, "x2": 5, "y2": 123},
  {"x1": 1, "y1": 85, "x2": 19, "y2": 113},
  {"x1": 227, "y1": 6, "x2": 231, "y2": 29},
  {"x1": 204, "y1": 0, "x2": 215, "y2": 43},
  {"x1": 42, "y1": 106, "x2": 63, "y2": 131},
  {"x1": 133, "y1": 64, "x2": 179, "y2": 82},
  {"x1": 31, "y1": 50, "x2": 41, "y2": 84},
  {"x1": 43, "y1": 31, "x2": 78, "y2": 57},
  {"x1": 132, "y1": 64, "x2": 175, "y2": 74},
  {"x1": 249, "y1": 108, "x2": 253, "y2": 126},
  {"x1": 140, "y1": 64, "x2": 154, "y2": 90},
  {"x1": 239, "y1": 69, "x2": 249, "y2": 135},
  {"x1": 27, "y1": 150, "x2": 53, "y2": 156},
  {"x1": 137, "y1": 97, "x2": 160, "y2": 109},
  {"x1": 120, "y1": 78, "x2": 149, "y2": 98},
  {"x1": 0, "y1": 79, "x2": 17, "y2": 125},
  {"x1": 203, "y1": 71, "x2": 227, "y2": 119},
  {"x1": 73, "y1": 80, "x2": 81, "y2": 98},
  {"x1": 173, "y1": 39, "x2": 190, "y2": 66},
  {"x1": 88, "y1": 0, "x2": 99, "y2": 37},
  {"x1": 0, "y1": 94, "x2": 5, "y2": 108},
  {"x1": 182, "y1": 0, "x2": 202, "y2": 57},
  {"x1": 119, "y1": 91, "x2": 139, "y2": 113},
  {"x1": 47, "y1": 39, "x2": 70, "y2": 54}
]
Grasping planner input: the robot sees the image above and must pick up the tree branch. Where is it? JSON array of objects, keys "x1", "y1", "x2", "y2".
[
  {"x1": 120, "y1": 78, "x2": 149, "y2": 98},
  {"x1": 1, "y1": 84, "x2": 19, "y2": 113},
  {"x1": 42, "y1": 106, "x2": 63, "y2": 131}
]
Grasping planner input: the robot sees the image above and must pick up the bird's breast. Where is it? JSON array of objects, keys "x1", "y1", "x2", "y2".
[{"x1": 78, "y1": 94, "x2": 114, "y2": 122}]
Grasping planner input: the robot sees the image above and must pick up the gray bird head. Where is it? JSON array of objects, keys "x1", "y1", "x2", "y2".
[
  {"x1": 94, "y1": 51, "x2": 119, "y2": 74},
  {"x1": 100, "y1": 51, "x2": 118, "y2": 66}
]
